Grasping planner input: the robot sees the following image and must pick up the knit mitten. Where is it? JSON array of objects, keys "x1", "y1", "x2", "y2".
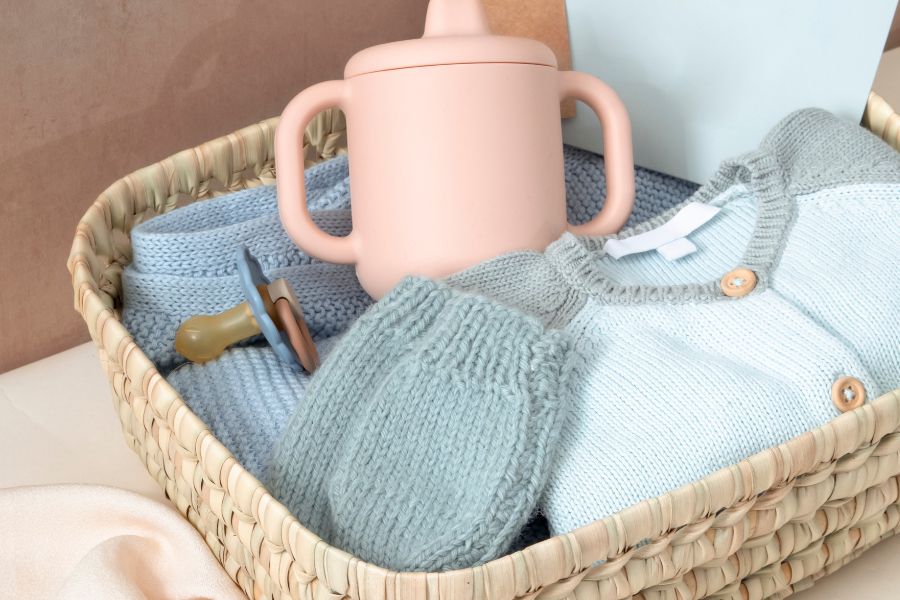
[
  {"x1": 267, "y1": 278, "x2": 459, "y2": 537},
  {"x1": 321, "y1": 279, "x2": 574, "y2": 572},
  {"x1": 166, "y1": 339, "x2": 340, "y2": 479}
]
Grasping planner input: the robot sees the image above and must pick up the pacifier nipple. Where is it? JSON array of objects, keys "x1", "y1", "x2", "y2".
[{"x1": 176, "y1": 303, "x2": 260, "y2": 364}]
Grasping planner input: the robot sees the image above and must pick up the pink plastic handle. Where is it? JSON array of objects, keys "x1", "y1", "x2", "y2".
[
  {"x1": 276, "y1": 80, "x2": 356, "y2": 264},
  {"x1": 558, "y1": 71, "x2": 635, "y2": 236}
]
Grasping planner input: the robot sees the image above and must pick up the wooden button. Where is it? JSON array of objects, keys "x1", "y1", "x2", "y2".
[
  {"x1": 720, "y1": 268, "x2": 758, "y2": 298},
  {"x1": 831, "y1": 376, "x2": 866, "y2": 412}
]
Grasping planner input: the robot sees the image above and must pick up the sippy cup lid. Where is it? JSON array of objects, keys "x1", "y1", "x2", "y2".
[{"x1": 344, "y1": 0, "x2": 557, "y2": 78}]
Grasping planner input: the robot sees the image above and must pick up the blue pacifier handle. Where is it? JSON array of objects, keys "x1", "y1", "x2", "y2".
[{"x1": 236, "y1": 246, "x2": 302, "y2": 369}]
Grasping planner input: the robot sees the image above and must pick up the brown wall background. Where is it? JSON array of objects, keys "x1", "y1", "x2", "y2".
[
  {"x1": 0, "y1": 0, "x2": 427, "y2": 372},
  {"x1": 889, "y1": 3, "x2": 900, "y2": 50},
  {"x1": 1, "y1": 1, "x2": 897, "y2": 372}
]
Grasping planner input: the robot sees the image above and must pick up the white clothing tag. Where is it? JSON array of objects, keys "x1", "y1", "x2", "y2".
[
  {"x1": 603, "y1": 202, "x2": 720, "y2": 260},
  {"x1": 657, "y1": 237, "x2": 697, "y2": 261}
]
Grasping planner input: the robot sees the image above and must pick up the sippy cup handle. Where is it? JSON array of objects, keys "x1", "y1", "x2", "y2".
[
  {"x1": 558, "y1": 71, "x2": 636, "y2": 236},
  {"x1": 276, "y1": 80, "x2": 357, "y2": 264}
]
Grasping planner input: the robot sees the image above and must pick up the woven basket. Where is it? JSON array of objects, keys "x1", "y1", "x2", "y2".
[{"x1": 69, "y1": 97, "x2": 900, "y2": 600}]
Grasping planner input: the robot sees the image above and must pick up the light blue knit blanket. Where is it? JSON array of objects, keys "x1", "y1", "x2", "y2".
[{"x1": 122, "y1": 157, "x2": 369, "y2": 374}]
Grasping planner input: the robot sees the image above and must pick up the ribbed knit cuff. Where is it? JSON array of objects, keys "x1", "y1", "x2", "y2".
[
  {"x1": 444, "y1": 252, "x2": 586, "y2": 329},
  {"x1": 131, "y1": 209, "x2": 352, "y2": 276},
  {"x1": 762, "y1": 108, "x2": 900, "y2": 195},
  {"x1": 399, "y1": 282, "x2": 573, "y2": 388}
]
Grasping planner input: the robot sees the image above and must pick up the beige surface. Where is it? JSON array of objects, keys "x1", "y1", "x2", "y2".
[
  {"x1": 1, "y1": 343, "x2": 898, "y2": 598},
  {"x1": 888, "y1": 2, "x2": 900, "y2": 50},
  {"x1": 1, "y1": 485, "x2": 245, "y2": 599},
  {"x1": 0, "y1": 343, "x2": 162, "y2": 498},
  {"x1": 0, "y1": 0, "x2": 427, "y2": 373}
]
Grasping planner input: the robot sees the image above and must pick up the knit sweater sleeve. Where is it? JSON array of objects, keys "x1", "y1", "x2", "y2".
[{"x1": 762, "y1": 108, "x2": 900, "y2": 195}]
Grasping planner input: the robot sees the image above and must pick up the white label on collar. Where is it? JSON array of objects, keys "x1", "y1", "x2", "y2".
[
  {"x1": 603, "y1": 202, "x2": 720, "y2": 260},
  {"x1": 657, "y1": 237, "x2": 697, "y2": 260}
]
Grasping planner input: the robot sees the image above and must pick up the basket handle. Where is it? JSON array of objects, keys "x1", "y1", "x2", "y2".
[
  {"x1": 276, "y1": 80, "x2": 357, "y2": 264},
  {"x1": 558, "y1": 71, "x2": 636, "y2": 236}
]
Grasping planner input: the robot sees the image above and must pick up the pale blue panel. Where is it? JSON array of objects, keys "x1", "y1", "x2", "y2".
[{"x1": 562, "y1": 0, "x2": 897, "y2": 182}]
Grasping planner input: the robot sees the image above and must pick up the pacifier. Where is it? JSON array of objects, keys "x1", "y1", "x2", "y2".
[{"x1": 175, "y1": 247, "x2": 319, "y2": 372}]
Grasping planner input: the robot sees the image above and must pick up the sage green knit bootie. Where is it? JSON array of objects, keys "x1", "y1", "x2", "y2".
[
  {"x1": 267, "y1": 278, "x2": 456, "y2": 537},
  {"x1": 325, "y1": 278, "x2": 575, "y2": 571}
]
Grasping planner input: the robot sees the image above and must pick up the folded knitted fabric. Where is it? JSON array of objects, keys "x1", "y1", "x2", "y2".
[
  {"x1": 123, "y1": 215, "x2": 368, "y2": 372},
  {"x1": 121, "y1": 157, "x2": 371, "y2": 372},
  {"x1": 446, "y1": 108, "x2": 900, "y2": 535},
  {"x1": 166, "y1": 338, "x2": 340, "y2": 478},
  {"x1": 268, "y1": 278, "x2": 575, "y2": 572},
  {"x1": 129, "y1": 156, "x2": 351, "y2": 275}
]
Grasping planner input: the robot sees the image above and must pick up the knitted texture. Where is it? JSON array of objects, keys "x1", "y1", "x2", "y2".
[
  {"x1": 268, "y1": 278, "x2": 574, "y2": 572},
  {"x1": 123, "y1": 234, "x2": 368, "y2": 372},
  {"x1": 121, "y1": 157, "x2": 372, "y2": 373},
  {"x1": 165, "y1": 338, "x2": 340, "y2": 479},
  {"x1": 129, "y1": 156, "x2": 352, "y2": 275},
  {"x1": 447, "y1": 108, "x2": 900, "y2": 535},
  {"x1": 122, "y1": 147, "x2": 697, "y2": 372},
  {"x1": 122, "y1": 145, "x2": 696, "y2": 517}
]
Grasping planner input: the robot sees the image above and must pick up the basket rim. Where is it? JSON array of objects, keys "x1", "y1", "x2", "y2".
[{"x1": 67, "y1": 106, "x2": 900, "y2": 599}]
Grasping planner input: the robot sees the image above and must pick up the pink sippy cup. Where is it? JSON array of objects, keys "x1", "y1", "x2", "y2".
[{"x1": 276, "y1": 0, "x2": 635, "y2": 299}]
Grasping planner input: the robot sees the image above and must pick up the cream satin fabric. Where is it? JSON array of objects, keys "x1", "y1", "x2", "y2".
[{"x1": 0, "y1": 485, "x2": 245, "y2": 600}]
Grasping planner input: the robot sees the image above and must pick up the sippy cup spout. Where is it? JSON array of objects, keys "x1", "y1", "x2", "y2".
[{"x1": 423, "y1": 0, "x2": 492, "y2": 37}]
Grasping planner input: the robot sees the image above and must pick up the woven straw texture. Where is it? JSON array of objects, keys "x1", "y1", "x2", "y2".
[{"x1": 69, "y1": 103, "x2": 900, "y2": 600}]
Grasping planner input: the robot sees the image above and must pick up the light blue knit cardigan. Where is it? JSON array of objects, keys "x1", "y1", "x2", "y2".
[{"x1": 446, "y1": 108, "x2": 900, "y2": 535}]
